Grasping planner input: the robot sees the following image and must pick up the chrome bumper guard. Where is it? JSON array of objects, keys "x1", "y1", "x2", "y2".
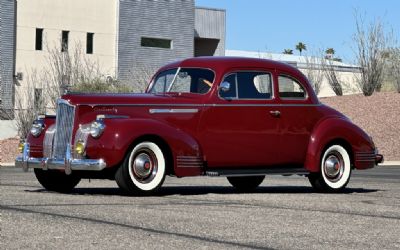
[
  {"x1": 15, "y1": 143, "x2": 106, "y2": 175},
  {"x1": 375, "y1": 154, "x2": 384, "y2": 165}
]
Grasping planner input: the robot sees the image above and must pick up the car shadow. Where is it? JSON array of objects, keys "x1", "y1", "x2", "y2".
[{"x1": 25, "y1": 185, "x2": 380, "y2": 197}]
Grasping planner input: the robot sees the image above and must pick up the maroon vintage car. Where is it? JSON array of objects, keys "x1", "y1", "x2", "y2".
[{"x1": 16, "y1": 57, "x2": 383, "y2": 194}]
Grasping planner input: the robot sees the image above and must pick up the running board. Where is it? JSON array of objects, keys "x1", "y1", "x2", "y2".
[{"x1": 205, "y1": 168, "x2": 309, "y2": 177}]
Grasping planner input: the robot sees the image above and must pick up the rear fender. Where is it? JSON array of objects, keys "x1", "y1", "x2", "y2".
[{"x1": 305, "y1": 117, "x2": 374, "y2": 172}]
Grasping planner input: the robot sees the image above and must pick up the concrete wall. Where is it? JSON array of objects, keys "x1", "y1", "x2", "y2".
[
  {"x1": 195, "y1": 7, "x2": 225, "y2": 56},
  {"x1": 0, "y1": 0, "x2": 16, "y2": 118},
  {"x1": 298, "y1": 68, "x2": 361, "y2": 97},
  {"x1": 117, "y1": 0, "x2": 195, "y2": 81}
]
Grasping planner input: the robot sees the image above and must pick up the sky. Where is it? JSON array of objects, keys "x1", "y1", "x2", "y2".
[{"x1": 196, "y1": 0, "x2": 400, "y2": 63}]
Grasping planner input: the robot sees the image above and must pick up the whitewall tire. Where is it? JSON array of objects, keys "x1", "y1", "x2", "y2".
[
  {"x1": 115, "y1": 141, "x2": 166, "y2": 195},
  {"x1": 308, "y1": 145, "x2": 352, "y2": 192}
]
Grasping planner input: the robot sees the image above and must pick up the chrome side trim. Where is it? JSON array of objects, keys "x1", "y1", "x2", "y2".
[
  {"x1": 205, "y1": 104, "x2": 321, "y2": 107},
  {"x1": 205, "y1": 168, "x2": 309, "y2": 177},
  {"x1": 149, "y1": 108, "x2": 199, "y2": 114},
  {"x1": 355, "y1": 151, "x2": 376, "y2": 162},
  {"x1": 96, "y1": 114, "x2": 129, "y2": 119},
  {"x1": 176, "y1": 156, "x2": 204, "y2": 168},
  {"x1": 15, "y1": 143, "x2": 107, "y2": 174},
  {"x1": 79, "y1": 103, "x2": 322, "y2": 108}
]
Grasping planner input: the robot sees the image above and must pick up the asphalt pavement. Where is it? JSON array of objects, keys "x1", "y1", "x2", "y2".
[{"x1": 0, "y1": 166, "x2": 399, "y2": 250}]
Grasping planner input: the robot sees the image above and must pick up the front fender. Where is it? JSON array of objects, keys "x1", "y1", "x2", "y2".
[
  {"x1": 85, "y1": 118, "x2": 202, "y2": 177},
  {"x1": 304, "y1": 117, "x2": 375, "y2": 172},
  {"x1": 26, "y1": 116, "x2": 56, "y2": 158}
]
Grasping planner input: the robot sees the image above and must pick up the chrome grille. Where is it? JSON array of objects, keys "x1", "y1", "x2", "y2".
[{"x1": 52, "y1": 100, "x2": 75, "y2": 159}]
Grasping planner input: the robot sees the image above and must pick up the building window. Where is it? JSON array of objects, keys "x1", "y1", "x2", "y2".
[
  {"x1": 35, "y1": 28, "x2": 43, "y2": 51},
  {"x1": 141, "y1": 37, "x2": 172, "y2": 49},
  {"x1": 86, "y1": 33, "x2": 94, "y2": 54},
  {"x1": 61, "y1": 30, "x2": 69, "y2": 52}
]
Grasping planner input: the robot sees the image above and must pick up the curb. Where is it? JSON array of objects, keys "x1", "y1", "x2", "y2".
[
  {"x1": 379, "y1": 161, "x2": 400, "y2": 166},
  {"x1": 0, "y1": 163, "x2": 15, "y2": 168},
  {"x1": 1, "y1": 161, "x2": 400, "y2": 168}
]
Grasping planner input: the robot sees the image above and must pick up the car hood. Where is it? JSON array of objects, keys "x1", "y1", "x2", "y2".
[{"x1": 62, "y1": 93, "x2": 204, "y2": 106}]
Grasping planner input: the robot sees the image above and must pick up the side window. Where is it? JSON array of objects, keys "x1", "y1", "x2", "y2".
[
  {"x1": 278, "y1": 75, "x2": 306, "y2": 99},
  {"x1": 220, "y1": 72, "x2": 272, "y2": 99}
]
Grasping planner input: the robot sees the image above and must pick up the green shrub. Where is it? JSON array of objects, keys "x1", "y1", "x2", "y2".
[{"x1": 69, "y1": 78, "x2": 134, "y2": 93}]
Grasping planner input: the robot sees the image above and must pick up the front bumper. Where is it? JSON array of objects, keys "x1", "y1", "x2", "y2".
[{"x1": 15, "y1": 143, "x2": 107, "y2": 175}]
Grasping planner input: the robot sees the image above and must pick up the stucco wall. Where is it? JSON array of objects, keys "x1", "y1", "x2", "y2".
[
  {"x1": 298, "y1": 68, "x2": 361, "y2": 97},
  {"x1": 15, "y1": 0, "x2": 118, "y2": 87}
]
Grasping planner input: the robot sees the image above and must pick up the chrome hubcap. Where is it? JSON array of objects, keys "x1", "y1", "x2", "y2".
[
  {"x1": 131, "y1": 150, "x2": 157, "y2": 183},
  {"x1": 324, "y1": 153, "x2": 344, "y2": 182}
]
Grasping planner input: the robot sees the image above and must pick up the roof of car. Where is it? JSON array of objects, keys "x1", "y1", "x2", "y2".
[
  {"x1": 159, "y1": 56, "x2": 302, "y2": 74},
  {"x1": 152, "y1": 56, "x2": 318, "y2": 103}
]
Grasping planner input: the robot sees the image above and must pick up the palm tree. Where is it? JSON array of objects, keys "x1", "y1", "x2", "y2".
[
  {"x1": 283, "y1": 49, "x2": 293, "y2": 54},
  {"x1": 326, "y1": 48, "x2": 335, "y2": 55},
  {"x1": 295, "y1": 42, "x2": 307, "y2": 56}
]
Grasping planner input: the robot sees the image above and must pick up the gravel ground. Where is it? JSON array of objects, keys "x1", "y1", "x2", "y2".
[
  {"x1": 0, "y1": 138, "x2": 19, "y2": 165},
  {"x1": 0, "y1": 92, "x2": 398, "y2": 163}
]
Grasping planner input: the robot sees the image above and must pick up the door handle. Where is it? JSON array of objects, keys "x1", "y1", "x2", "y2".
[{"x1": 269, "y1": 110, "x2": 281, "y2": 117}]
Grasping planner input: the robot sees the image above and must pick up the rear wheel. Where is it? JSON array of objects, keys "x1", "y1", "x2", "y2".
[
  {"x1": 227, "y1": 176, "x2": 265, "y2": 192},
  {"x1": 115, "y1": 141, "x2": 166, "y2": 195},
  {"x1": 308, "y1": 145, "x2": 352, "y2": 193},
  {"x1": 34, "y1": 168, "x2": 81, "y2": 193}
]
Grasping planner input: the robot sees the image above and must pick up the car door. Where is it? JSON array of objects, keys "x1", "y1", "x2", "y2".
[
  {"x1": 275, "y1": 74, "x2": 320, "y2": 166},
  {"x1": 198, "y1": 70, "x2": 282, "y2": 168}
]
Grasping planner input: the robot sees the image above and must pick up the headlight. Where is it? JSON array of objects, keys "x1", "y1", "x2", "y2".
[
  {"x1": 90, "y1": 120, "x2": 105, "y2": 138},
  {"x1": 30, "y1": 119, "x2": 45, "y2": 137}
]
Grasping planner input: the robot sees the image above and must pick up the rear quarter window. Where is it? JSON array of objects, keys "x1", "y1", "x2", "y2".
[{"x1": 278, "y1": 75, "x2": 307, "y2": 99}]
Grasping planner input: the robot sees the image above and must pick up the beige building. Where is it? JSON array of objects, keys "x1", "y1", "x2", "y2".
[
  {"x1": 16, "y1": 0, "x2": 118, "y2": 89},
  {"x1": 14, "y1": 0, "x2": 225, "y2": 108}
]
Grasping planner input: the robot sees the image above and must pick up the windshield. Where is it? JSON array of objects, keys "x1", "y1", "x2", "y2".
[{"x1": 149, "y1": 68, "x2": 215, "y2": 94}]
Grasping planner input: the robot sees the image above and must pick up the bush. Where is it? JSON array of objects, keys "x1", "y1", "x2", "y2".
[{"x1": 69, "y1": 77, "x2": 134, "y2": 93}]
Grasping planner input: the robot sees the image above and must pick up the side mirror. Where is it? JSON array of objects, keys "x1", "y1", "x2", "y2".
[{"x1": 219, "y1": 81, "x2": 231, "y2": 92}]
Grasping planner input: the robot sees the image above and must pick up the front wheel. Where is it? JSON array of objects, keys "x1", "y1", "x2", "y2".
[
  {"x1": 227, "y1": 176, "x2": 265, "y2": 192},
  {"x1": 115, "y1": 141, "x2": 166, "y2": 195},
  {"x1": 308, "y1": 145, "x2": 352, "y2": 193},
  {"x1": 34, "y1": 169, "x2": 81, "y2": 193}
]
